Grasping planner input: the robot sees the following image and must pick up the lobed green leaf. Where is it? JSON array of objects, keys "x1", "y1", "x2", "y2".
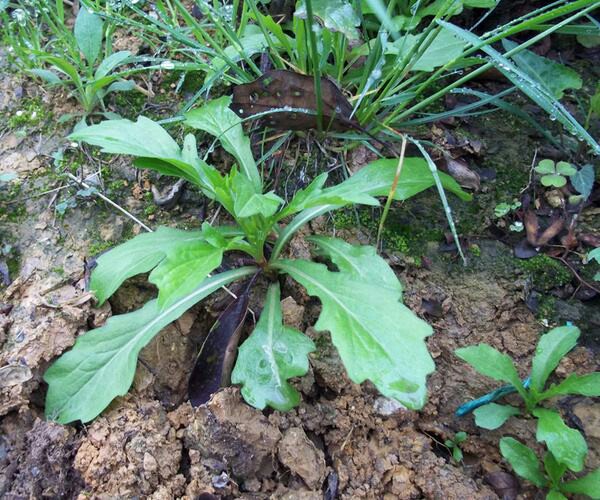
[
  {"x1": 232, "y1": 282, "x2": 315, "y2": 411},
  {"x1": 533, "y1": 408, "x2": 587, "y2": 473},
  {"x1": 273, "y1": 237, "x2": 434, "y2": 409},
  {"x1": 499, "y1": 437, "x2": 547, "y2": 488},
  {"x1": 184, "y1": 96, "x2": 262, "y2": 191},
  {"x1": 45, "y1": 267, "x2": 257, "y2": 424}
]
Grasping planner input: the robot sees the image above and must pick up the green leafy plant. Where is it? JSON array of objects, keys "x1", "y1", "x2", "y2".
[
  {"x1": 444, "y1": 431, "x2": 468, "y2": 463},
  {"x1": 455, "y1": 325, "x2": 600, "y2": 435},
  {"x1": 43, "y1": 97, "x2": 471, "y2": 424},
  {"x1": 535, "y1": 159, "x2": 577, "y2": 188},
  {"x1": 500, "y1": 437, "x2": 600, "y2": 499},
  {"x1": 494, "y1": 199, "x2": 521, "y2": 218},
  {"x1": 107, "y1": 0, "x2": 600, "y2": 154},
  {"x1": 2, "y1": 1, "x2": 149, "y2": 120}
]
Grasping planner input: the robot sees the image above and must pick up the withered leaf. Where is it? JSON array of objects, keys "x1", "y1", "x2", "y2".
[
  {"x1": 232, "y1": 69, "x2": 357, "y2": 131},
  {"x1": 484, "y1": 471, "x2": 519, "y2": 500},
  {"x1": 524, "y1": 210, "x2": 565, "y2": 247},
  {"x1": 444, "y1": 157, "x2": 480, "y2": 191},
  {"x1": 188, "y1": 282, "x2": 251, "y2": 407}
]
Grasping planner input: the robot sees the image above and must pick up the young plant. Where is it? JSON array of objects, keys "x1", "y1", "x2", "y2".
[
  {"x1": 2, "y1": 2, "x2": 147, "y2": 120},
  {"x1": 500, "y1": 438, "x2": 600, "y2": 499},
  {"x1": 444, "y1": 431, "x2": 468, "y2": 464},
  {"x1": 455, "y1": 325, "x2": 600, "y2": 463},
  {"x1": 43, "y1": 97, "x2": 471, "y2": 424},
  {"x1": 535, "y1": 159, "x2": 577, "y2": 188},
  {"x1": 456, "y1": 325, "x2": 600, "y2": 423}
]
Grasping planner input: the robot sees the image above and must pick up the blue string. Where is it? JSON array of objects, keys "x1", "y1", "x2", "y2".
[{"x1": 455, "y1": 378, "x2": 531, "y2": 417}]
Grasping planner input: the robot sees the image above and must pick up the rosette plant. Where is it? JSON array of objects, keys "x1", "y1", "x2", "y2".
[{"x1": 44, "y1": 97, "x2": 469, "y2": 424}]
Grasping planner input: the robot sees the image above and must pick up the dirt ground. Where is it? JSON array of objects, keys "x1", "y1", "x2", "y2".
[{"x1": 1, "y1": 48, "x2": 599, "y2": 500}]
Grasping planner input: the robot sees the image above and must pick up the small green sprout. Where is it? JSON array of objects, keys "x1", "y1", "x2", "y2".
[
  {"x1": 444, "y1": 431, "x2": 467, "y2": 463},
  {"x1": 494, "y1": 200, "x2": 521, "y2": 218},
  {"x1": 534, "y1": 159, "x2": 576, "y2": 188},
  {"x1": 500, "y1": 438, "x2": 600, "y2": 500},
  {"x1": 456, "y1": 326, "x2": 600, "y2": 429}
]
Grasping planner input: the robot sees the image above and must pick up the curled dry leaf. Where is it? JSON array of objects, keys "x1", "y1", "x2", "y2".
[
  {"x1": 188, "y1": 282, "x2": 252, "y2": 406},
  {"x1": 484, "y1": 471, "x2": 519, "y2": 500},
  {"x1": 232, "y1": 69, "x2": 356, "y2": 131},
  {"x1": 524, "y1": 211, "x2": 565, "y2": 247},
  {"x1": 444, "y1": 157, "x2": 480, "y2": 191}
]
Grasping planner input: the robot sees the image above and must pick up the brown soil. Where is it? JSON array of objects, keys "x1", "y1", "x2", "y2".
[{"x1": 1, "y1": 47, "x2": 599, "y2": 500}]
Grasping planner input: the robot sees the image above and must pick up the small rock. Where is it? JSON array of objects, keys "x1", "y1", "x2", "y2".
[
  {"x1": 99, "y1": 217, "x2": 125, "y2": 242},
  {"x1": 281, "y1": 296, "x2": 305, "y2": 329},
  {"x1": 573, "y1": 401, "x2": 600, "y2": 440},
  {"x1": 374, "y1": 397, "x2": 406, "y2": 416},
  {"x1": 143, "y1": 452, "x2": 158, "y2": 473},
  {"x1": 278, "y1": 427, "x2": 326, "y2": 489}
]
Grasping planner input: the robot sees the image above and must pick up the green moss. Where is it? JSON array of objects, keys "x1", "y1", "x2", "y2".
[
  {"x1": 518, "y1": 255, "x2": 572, "y2": 291},
  {"x1": 331, "y1": 206, "x2": 441, "y2": 263},
  {"x1": 537, "y1": 295, "x2": 558, "y2": 321},
  {"x1": 6, "y1": 97, "x2": 51, "y2": 130},
  {"x1": 144, "y1": 204, "x2": 158, "y2": 216},
  {"x1": 88, "y1": 239, "x2": 115, "y2": 256}
]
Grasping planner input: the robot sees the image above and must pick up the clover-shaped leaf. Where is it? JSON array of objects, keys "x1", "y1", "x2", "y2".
[
  {"x1": 535, "y1": 159, "x2": 575, "y2": 188},
  {"x1": 555, "y1": 161, "x2": 576, "y2": 176},
  {"x1": 535, "y1": 159, "x2": 557, "y2": 175}
]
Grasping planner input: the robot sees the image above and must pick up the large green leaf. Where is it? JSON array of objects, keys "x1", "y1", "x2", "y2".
[
  {"x1": 337, "y1": 158, "x2": 471, "y2": 202},
  {"x1": 562, "y1": 468, "x2": 600, "y2": 498},
  {"x1": 295, "y1": 0, "x2": 361, "y2": 40},
  {"x1": 70, "y1": 117, "x2": 205, "y2": 186},
  {"x1": 279, "y1": 157, "x2": 470, "y2": 219},
  {"x1": 149, "y1": 243, "x2": 224, "y2": 308},
  {"x1": 388, "y1": 29, "x2": 465, "y2": 72},
  {"x1": 530, "y1": 325, "x2": 579, "y2": 393},
  {"x1": 473, "y1": 403, "x2": 520, "y2": 430},
  {"x1": 74, "y1": 7, "x2": 104, "y2": 64},
  {"x1": 499, "y1": 437, "x2": 547, "y2": 488},
  {"x1": 90, "y1": 225, "x2": 239, "y2": 306},
  {"x1": 455, "y1": 344, "x2": 525, "y2": 398},
  {"x1": 230, "y1": 170, "x2": 283, "y2": 218},
  {"x1": 273, "y1": 237, "x2": 434, "y2": 409},
  {"x1": 232, "y1": 283, "x2": 315, "y2": 411},
  {"x1": 45, "y1": 267, "x2": 257, "y2": 424},
  {"x1": 541, "y1": 372, "x2": 600, "y2": 400},
  {"x1": 502, "y1": 40, "x2": 582, "y2": 99},
  {"x1": 184, "y1": 96, "x2": 262, "y2": 191},
  {"x1": 533, "y1": 408, "x2": 587, "y2": 472},
  {"x1": 95, "y1": 50, "x2": 132, "y2": 79}
]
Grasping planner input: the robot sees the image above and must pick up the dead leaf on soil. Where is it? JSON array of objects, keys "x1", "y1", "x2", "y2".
[
  {"x1": 188, "y1": 283, "x2": 251, "y2": 406},
  {"x1": 444, "y1": 157, "x2": 480, "y2": 191},
  {"x1": 485, "y1": 471, "x2": 519, "y2": 500},
  {"x1": 524, "y1": 210, "x2": 565, "y2": 247},
  {"x1": 232, "y1": 69, "x2": 356, "y2": 131}
]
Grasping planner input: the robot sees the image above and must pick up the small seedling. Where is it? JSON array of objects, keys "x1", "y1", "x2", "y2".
[
  {"x1": 534, "y1": 159, "x2": 576, "y2": 188},
  {"x1": 456, "y1": 325, "x2": 600, "y2": 426},
  {"x1": 494, "y1": 200, "x2": 521, "y2": 218},
  {"x1": 3, "y1": 3, "x2": 149, "y2": 120},
  {"x1": 500, "y1": 438, "x2": 600, "y2": 499},
  {"x1": 43, "y1": 97, "x2": 470, "y2": 424},
  {"x1": 444, "y1": 431, "x2": 467, "y2": 463}
]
